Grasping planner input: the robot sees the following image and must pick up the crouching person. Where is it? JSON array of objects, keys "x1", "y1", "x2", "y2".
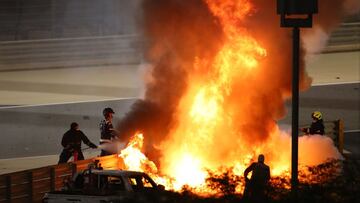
[{"x1": 58, "y1": 122, "x2": 97, "y2": 164}]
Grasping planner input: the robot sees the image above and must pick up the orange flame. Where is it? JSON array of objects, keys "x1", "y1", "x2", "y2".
[
  {"x1": 118, "y1": 132, "x2": 174, "y2": 189},
  {"x1": 118, "y1": 0, "x2": 342, "y2": 195},
  {"x1": 158, "y1": 0, "x2": 271, "y2": 192},
  {"x1": 119, "y1": 132, "x2": 157, "y2": 174}
]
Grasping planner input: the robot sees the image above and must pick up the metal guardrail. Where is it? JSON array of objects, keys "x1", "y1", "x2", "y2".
[
  {"x1": 324, "y1": 22, "x2": 360, "y2": 53},
  {"x1": 0, "y1": 35, "x2": 142, "y2": 71},
  {"x1": 0, "y1": 154, "x2": 123, "y2": 203}
]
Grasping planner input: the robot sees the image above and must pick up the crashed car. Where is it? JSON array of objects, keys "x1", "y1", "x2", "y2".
[{"x1": 43, "y1": 169, "x2": 170, "y2": 203}]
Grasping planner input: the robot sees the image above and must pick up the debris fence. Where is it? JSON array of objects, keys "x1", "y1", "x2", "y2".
[{"x1": 0, "y1": 154, "x2": 123, "y2": 203}]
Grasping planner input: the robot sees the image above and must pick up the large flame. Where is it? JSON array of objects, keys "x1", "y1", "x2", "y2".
[
  {"x1": 159, "y1": 0, "x2": 280, "y2": 190},
  {"x1": 119, "y1": 132, "x2": 157, "y2": 174},
  {"x1": 117, "y1": 0, "x2": 344, "y2": 195}
]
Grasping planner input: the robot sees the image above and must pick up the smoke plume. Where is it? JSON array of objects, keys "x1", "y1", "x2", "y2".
[
  {"x1": 118, "y1": 0, "x2": 224, "y2": 161},
  {"x1": 118, "y1": 0, "x2": 357, "y2": 171},
  {"x1": 303, "y1": 0, "x2": 360, "y2": 54}
]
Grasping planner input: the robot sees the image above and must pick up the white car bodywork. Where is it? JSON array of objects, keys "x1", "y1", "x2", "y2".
[{"x1": 43, "y1": 170, "x2": 165, "y2": 203}]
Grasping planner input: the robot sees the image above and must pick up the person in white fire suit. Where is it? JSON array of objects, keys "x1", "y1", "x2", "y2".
[
  {"x1": 99, "y1": 107, "x2": 118, "y2": 156},
  {"x1": 243, "y1": 154, "x2": 270, "y2": 202}
]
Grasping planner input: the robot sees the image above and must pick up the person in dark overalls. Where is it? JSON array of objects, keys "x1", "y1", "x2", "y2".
[
  {"x1": 99, "y1": 107, "x2": 118, "y2": 156},
  {"x1": 243, "y1": 154, "x2": 270, "y2": 203},
  {"x1": 58, "y1": 122, "x2": 97, "y2": 164},
  {"x1": 301, "y1": 111, "x2": 325, "y2": 135}
]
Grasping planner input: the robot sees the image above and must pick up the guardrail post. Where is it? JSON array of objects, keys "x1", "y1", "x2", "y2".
[
  {"x1": 50, "y1": 167, "x2": 56, "y2": 191},
  {"x1": 71, "y1": 163, "x2": 77, "y2": 177},
  {"x1": 28, "y1": 171, "x2": 33, "y2": 202},
  {"x1": 6, "y1": 175, "x2": 11, "y2": 203},
  {"x1": 338, "y1": 119, "x2": 344, "y2": 154}
]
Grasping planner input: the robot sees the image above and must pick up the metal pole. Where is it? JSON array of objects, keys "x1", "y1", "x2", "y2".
[{"x1": 291, "y1": 26, "x2": 300, "y2": 198}]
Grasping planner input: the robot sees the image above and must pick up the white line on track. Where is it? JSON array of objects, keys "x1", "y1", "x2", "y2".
[
  {"x1": 0, "y1": 97, "x2": 139, "y2": 110},
  {"x1": 344, "y1": 129, "x2": 360, "y2": 133},
  {"x1": 311, "y1": 81, "x2": 360, "y2": 87}
]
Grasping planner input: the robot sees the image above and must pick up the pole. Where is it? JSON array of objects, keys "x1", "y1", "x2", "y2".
[{"x1": 291, "y1": 26, "x2": 300, "y2": 199}]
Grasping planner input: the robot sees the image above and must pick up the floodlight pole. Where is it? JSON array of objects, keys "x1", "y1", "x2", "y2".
[
  {"x1": 277, "y1": 1, "x2": 318, "y2": 201},
  {"x1": 291, "y1": 26, "x2": 300, "y2": 196}
]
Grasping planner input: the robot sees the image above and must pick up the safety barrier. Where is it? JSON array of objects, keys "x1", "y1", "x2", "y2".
[
  {"x1": 324, "y1": 22, "x2": 360, "y2": 53},
  {"x1": 0, "y1": 35, "x2": 142, "y2": 71},
  {"x1": 0, "y1": 154, "x2": 123, "y2": 203}
]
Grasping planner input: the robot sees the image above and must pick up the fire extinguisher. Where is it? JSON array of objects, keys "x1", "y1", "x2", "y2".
[{"x1": 73, "y1": 150, "x2": 78, "y2": 162}]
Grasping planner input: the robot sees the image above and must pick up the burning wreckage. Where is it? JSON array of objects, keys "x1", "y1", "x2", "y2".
[{"x1": 17, "y1": 0, "x2": 360, "y2": 202}]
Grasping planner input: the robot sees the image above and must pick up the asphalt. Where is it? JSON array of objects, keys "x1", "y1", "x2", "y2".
[
  {"x1": 344, "y1": 132, "x2": 360, "y2": 155},
  {"x1": 280, "y1": 82, "x2": 360, "y2": 131},
  {"x1": 0, "y1": 82, "x2": 357, "y2": 160}
]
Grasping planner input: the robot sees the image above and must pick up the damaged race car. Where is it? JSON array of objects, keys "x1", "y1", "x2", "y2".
[{"x1": 43, "y1": 167, "x2": 173, "y2": 203}]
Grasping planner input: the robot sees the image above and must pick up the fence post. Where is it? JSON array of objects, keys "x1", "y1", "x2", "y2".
[
  {"x1": 71, "y1": 163, "x2": 77, "y2": 177},
  {"x1": 6, "y1": 175, "x2": 11, "y2": 203},
  {"x1": 28, "y1": 171, "x2": 33, "y2": 202},
  {"x1": 338, "y1": 119, "x2": 344, "y2": 154},
  {"x1": 50, "y1": 167, "x2": 56, "y2": 191}
]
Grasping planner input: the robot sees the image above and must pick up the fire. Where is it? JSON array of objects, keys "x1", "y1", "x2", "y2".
[
  {"x1": 119, "y1": 132, "x2": 157, "y2": 174},
  {"x1": 118, "y1": 132, "x2": 175, "y2": 189},
  {"x1": 117, "y1": 0, "x2": 342, "y2": 196},
  {"x1": 158, "y1": 0, "x2": 272, "y2": 191}
]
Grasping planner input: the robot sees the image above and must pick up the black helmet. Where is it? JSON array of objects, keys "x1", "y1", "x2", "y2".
[
  {"x1": 70, "y1": 122, "x2": 79, "y2": 130},
  {"x1": 103, "y1": 107, "x2": 115, "y2": 117}
]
